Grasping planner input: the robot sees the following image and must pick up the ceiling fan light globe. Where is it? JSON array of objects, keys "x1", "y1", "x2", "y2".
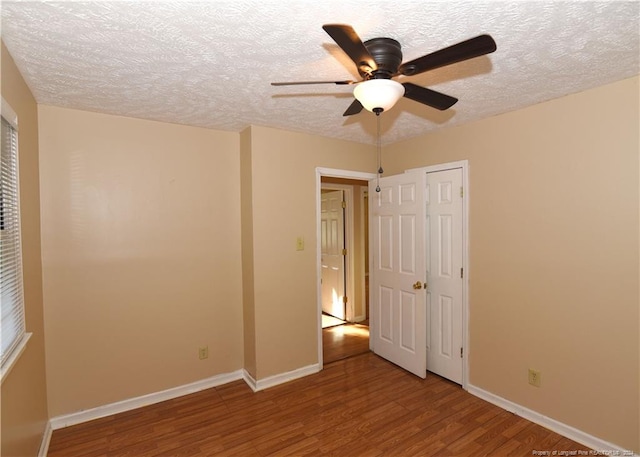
[{"x1": 353, "y1": 79, "x2": 405, "y2": 113}]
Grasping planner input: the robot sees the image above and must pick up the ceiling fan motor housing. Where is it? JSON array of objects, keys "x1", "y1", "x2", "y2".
[{"x1": 362, "y1": 37, "x2": 403, "y2": 79}]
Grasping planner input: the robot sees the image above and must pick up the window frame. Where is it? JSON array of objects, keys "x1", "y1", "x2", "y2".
[{"x1": 0, "y1": 98, "x2": 31, "y2": 383}]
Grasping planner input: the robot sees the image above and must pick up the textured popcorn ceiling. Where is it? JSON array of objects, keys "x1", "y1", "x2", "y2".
[{"x1": 1, "y1": 1, "x2": 639, "y2": 145}]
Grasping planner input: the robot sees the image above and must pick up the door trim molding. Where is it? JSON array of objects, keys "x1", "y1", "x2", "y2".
[
  {"x1": 357, "y1": 186, "x2": 368, "y2": 323},
  {"x1": 316, "y1": 168, "x2": 376, "y2": 370},
  {"x1": 405, "y1": 160, "x2": 470, "y2": 389}
]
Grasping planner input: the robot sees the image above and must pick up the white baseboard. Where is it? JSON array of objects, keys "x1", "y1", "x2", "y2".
[
  {"x1": 49, "y1": 363, "x2": 321, "y2": 431},
  {"x1": 50, "y1": 370, "x2": 243, "y2": 430},
  {"x1": 38, "y1": 420, "x2": 52, "y2": 457},
  {"x1": 243, "y1": 363, "x2": 320, "y2": 392},
  {"x1": 242, "y1": 369, "x2": 258, "y2": 391},
  {"x1": 467, "y1": 384, "x2": 636, "y2": 455}
]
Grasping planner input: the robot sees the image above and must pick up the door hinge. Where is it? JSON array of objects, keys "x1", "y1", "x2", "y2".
[
  {"x1": 460, "y1": 187, "x2": 464, "y2": 198},
  {"x1": 342, "y1": 248, "x2": 347, "y2": 256},
  {"x1": 341, "y1": 200, "x2": 346, "y2": 209},
  {"x1": 460, "y1": 347, "x2": 463, "y2": 358},
  {"x1": 343, "y1": 296, "x2": 348, "y2": 304},
  {"x1": 460, "y1": 267, "x2": 464, "y2": 279}
]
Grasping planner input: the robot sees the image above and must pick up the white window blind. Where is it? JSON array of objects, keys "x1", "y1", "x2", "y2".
[{"x1": 1, "y1": 107, "x2": 26, "y2": 370}]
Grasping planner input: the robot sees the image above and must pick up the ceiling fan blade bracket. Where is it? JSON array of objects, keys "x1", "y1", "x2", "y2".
[
  {"x1": 358, "y1": 63, "x2": 375, "y2": 77},
  {"x1": 400, "y1": 64, "x2": 418, "y2": 76}
]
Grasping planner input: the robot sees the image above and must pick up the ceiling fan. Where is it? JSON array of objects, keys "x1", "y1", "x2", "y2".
[{"x1": 272, "y1": 24, "x2": 497, "y2": 116}]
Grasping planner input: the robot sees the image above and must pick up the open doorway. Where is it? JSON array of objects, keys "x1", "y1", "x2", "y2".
[{"x1": 319, "y1": 172, "x2": 373, "y2": 365}]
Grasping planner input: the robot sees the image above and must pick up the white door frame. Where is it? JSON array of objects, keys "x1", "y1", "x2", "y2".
[
  {"x1": 405, "y1": 160, "x2": 470, "y2": 389},
  {"x1": 316, "y1": 168, "x2": 376, "y2": 370}
]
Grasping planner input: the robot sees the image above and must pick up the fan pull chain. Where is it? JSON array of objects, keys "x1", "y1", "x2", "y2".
[{"x1": 375, "y1": 109, "x2": 383, "y2": 193}]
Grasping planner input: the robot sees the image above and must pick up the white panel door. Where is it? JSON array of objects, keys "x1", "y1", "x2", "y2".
[
  {"x1": 425, "y1": 168, "x2": 464, "y2": 383},
  {"x1": 321, "y1": 190, "x2": 346, "y2": 319},
  {"x1": 369, "y1": 172, "x2": 426, "y2": 378}
]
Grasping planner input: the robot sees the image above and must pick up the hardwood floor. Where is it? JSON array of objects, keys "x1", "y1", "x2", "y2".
[
  {"x1": 322, "y1": 323, "x2": 370, "y2": 364},
  {"x1": 47, "y1": 353, "x2": 590, "y2": 456}
]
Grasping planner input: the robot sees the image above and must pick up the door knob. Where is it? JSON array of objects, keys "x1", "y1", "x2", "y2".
[{"x1": 412, "y1": 281, "x2": 423, "y2": 290}]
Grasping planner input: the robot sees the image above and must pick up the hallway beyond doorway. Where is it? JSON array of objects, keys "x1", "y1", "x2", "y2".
[{"x1": 323, "y1": 323, "x2": 369, "y2": 364}]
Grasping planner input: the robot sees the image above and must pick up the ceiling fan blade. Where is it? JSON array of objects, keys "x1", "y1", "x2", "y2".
[
  {"x1": 271, "y1": 80, "x2": 357, "y2": 86},
  {"x1": 343, "y1": 99, "x2": 364, "y2": 116},
  {"x1": 322, "y1": 24, "x2": 378, "y2": 75},
  {"x1": 402, "y1": 82, "x2": 458, "y2": 110},
  {"x1": 399, "y1": 34, "x2": 497, "y2": 76}
]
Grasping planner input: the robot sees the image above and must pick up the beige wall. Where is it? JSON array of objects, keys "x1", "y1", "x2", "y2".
[
  {"x1": 384, "y1": 76, "x2": 640, "y2": 452},
  {"x1": 38, "y1": 106, "x2": 244, "y2": 417},
  {"x1": 244, "y1": 125, "x2": 375, "y2": 379},
  {"x1": 37, "y1": 107, "x2": 375, "y2": 415},
  {"x1": 0, "y1": 43, "x2": 49, "y2": 457}
]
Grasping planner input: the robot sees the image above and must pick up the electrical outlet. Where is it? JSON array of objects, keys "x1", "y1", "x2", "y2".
[
  {"x1": 296, "y1": 237, "x2": 304, "y2": 251},
  {"x1": 528, "y1": 368, "x2": 541, "y2": 387},
  {"x1": 198, "y1": 346, "x2": 209, "y2": 360}
]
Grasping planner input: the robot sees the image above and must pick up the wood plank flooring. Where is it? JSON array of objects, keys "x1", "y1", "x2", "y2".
[
  {"x1": 47, "y1": 353, "x2": 590, "y2": 456},
  {"x1": 322, "y1": 323, "x2": 370, "y2": 364}
]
